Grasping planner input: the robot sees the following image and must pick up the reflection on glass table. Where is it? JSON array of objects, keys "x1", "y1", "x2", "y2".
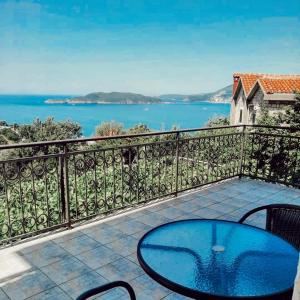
[{"x1": 137, "y1": 219, "x2": 299, "y2": 300}]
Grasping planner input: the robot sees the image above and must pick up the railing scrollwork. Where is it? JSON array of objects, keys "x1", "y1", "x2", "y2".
[{"x1": 0, "y1": 125, "x2": 299, "y2": 244}]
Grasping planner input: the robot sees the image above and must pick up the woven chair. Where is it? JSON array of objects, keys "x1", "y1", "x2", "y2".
[
  {"x1": 239, "y1": 204, "x2": 300, "y2": 250},
  {"x1": 76, "y1": 281, "x2": 136, "y2": 300}
]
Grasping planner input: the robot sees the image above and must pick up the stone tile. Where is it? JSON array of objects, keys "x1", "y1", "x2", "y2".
[
  {"x1": 84, "y1": 226, "x2": 125, "y2": 244},
  {"x1": 58, "y1": 234, "x2": 101, "y2": 255},
  {"x1": 135, "y1": 212, "x2": 171, "y2": 227},
  {"x1": 106, "y1": 235, "x2": 139, "y2": 257},
  {"x1": 130, "y1": 274, "x2": 171, "y2": 300},
  {"x1": 126, "y1": 253, "x2": 140, "y2": 266},
  {"x1": 145, "y1": 202, "x2": 171, "y2": 213},
  {"x1": 1, "y1": 269, "x2": 56, "y2": 300},
  {"x1": 156, "y1": 207, "x2": 186, "y2": 219},
  {"x1": 195, "y1": 196, "x2": 220, "y2": 207},
  {"x1": 0, "y1": 289, "x2": 9, "y2": 300},
  {"x1": 221, "y1": 214, "x2": 239, "y2": 222},
  {"x1": 0, "y1": 252, "x2": 34, "y2": 282},
  {"x1": 114, "y1": 219, "x2": 151, "y2": 235},
  {"x1": 52, "y1": 230, "x2": 85, "y2": 244},
  {"x1": 77, "y1": 245, "x2": 121, "y2": 269},
  {"x1": 207, "y1": 191, "x2": 232, "y2": 202},
  {"x1": 59, "y1": 270, "x2": 107, "y2": 299},
  {"x1": 41, "y1": 256, "x2": 92, "y2": 285},
  {"x1": 209, "y1": 203, "x2": 238, "y2": 214},
  {"x1": 22, "y1": 242, "x2": 69, "y2": 268},
  {"x1": 222, "y1": 197, "x2": 251, "y2": 208},
  {"x1": 0, "y1": 178, "x2": 299, "y2": 300},
  {"x1": 217, "y1": 188, "x2": 243, "y2": 197},
  {"x1": 192, "y1": 207, "x2": 223, "y2": 219},
  {"x1": 135, "y1": 290, "x2": 168, "y2": 300},
  {"x1": 95, "y1": 287, "x2": 128, "y2": 299},
  {"x1": 163, "y1": 293, "x2": 191, "y2": 299},
  {"x1": 129, "y1": 209, "x2": 149, "y2": 219},
  {"x1": 170, "y1": 201, "x2": 198, "y2": 213},
  {"x1": 173, "y1": 212, "x2": 199, "y2": 221},
  {"x1": 104, "y1": 215, "x2": 133, "y2": 226},
  {"x1": 96, "y1": 257, "x2": 143, "y2": 282},
  {"x1": 19, "y1": 240, "x2": 54, "y2": 255},
  {"x1": 81, "y1": 222, "x2": 108, "y2": 234},
  {"x1": 27, "y1": 287, "x2": 71, "y2": 300}
]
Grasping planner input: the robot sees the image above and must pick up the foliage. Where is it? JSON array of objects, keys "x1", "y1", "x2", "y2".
[
  {"x1": 127, "y1": 124, "x2": 151, "y2": 134},
  {"x1": 243, "y1": 92, "x2": 300, "y2": 185},
  {"x1": 0, "y1": 128, "x2": 243, "y2": 241},
  {"x1": 205, "y1": 116, "x2": 230, "y2": 128},
  {"x1": 0, "y1": 128, "x2": 20, "y2": 143},
  {"x1": 0, "y1": 118, "x2": 82, "y2": 160},
  {"x1": 17, "y1": 117, "x2": 82, "y2": 143},
  {"x1": 95, "y1": 121, "x2": 125, "y2": 137},
  {"x1": 256, "y1": 92, "x2": 300, "y2": 130},
  {"x1": 0, "y1": 121, "x2": 8, "y2": 127},
  {"x1": 0, "y1": 115, "x2": 299, "y2": 243},
  {"x1": 281, "y1": 93, "x2": 300, "y2": 130}
]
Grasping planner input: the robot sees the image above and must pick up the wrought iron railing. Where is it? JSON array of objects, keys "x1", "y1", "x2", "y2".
[{"x1": 0, "y1": 125, "x2": 299, "y2": 244}]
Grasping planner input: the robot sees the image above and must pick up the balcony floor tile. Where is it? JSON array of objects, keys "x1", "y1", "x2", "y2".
[{"x1": 0, "y1": 178, "x2": 299, "y2": 300}]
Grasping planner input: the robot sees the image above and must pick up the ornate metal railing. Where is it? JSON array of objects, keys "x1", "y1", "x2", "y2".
[{"x1": 0, "y1": 125, "x2": 299, "y2": 243}]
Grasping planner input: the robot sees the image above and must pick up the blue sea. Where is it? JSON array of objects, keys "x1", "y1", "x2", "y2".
[{"x1": 0, "y1": 95, "x2": 230, "y2": 136}]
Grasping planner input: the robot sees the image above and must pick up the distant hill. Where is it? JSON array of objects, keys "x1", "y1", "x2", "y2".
[
  {"x1": 46, "y1": 85, "x2": 233, "y2": 105},
  {"x1": 46, "y1": 92, "x2": 161, "y2": 104},
  {"x1": 160, "y1": 84, "x2": 233, "y2": 103}
]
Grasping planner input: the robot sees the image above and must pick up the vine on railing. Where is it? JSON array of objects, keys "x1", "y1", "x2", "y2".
[{"x1": 0, "y1": 125, "x2": 298, "y2": 244}]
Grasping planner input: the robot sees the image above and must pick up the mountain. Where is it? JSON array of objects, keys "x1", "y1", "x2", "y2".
[
  {"x1": 45, "y1": 85, "x2": 233, "y2": 105},
  {"x1": 160, "y1": 84, "x2": 233, "y2": 103},
  {"x1": 45, "y1": 92, "x2": 161, "y2": 104}
]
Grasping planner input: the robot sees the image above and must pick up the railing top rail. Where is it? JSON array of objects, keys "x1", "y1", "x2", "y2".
[
  {"x1": 0, "y1": 125, "x2": 243, "y2": 150},
  {"x1": 0, "y1": 124, "x2": 298, "y2": 150},
  {"x1": 247, "y1": 124, "x2": 300, "y2": 131},
  {"x1": 248, "y1": 131, "x2": 300, "y2": 139}
]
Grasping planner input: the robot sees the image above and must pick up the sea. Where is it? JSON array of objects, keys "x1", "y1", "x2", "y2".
[{"x1": 0, "y1": 95, "x2": 230, "y2": 136}]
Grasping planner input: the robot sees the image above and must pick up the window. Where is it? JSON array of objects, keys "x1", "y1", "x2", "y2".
[
  {"x1": 239, "y1": 109, "x2": 243, "y2": 123},
  {"x1": 251, "y1": 113, "x2": 256, "y2": 124}
]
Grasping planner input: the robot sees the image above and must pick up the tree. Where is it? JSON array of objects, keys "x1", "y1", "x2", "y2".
[
  {"x1": 257, "y1": 92, "x2": 300, "y2": 129},
  {"x1": 0, "y1": 118, "x2": 82, "y2": 159},
  {"x1": 281, "y1": 93, "x2": 300, "y2": 130},
  {"x1": 245, "y1": 92, "x2": 300, "y2": 185},
  {"x1": 127, "y1": 124, "x2": 151, "y2": 134},
  {"x1": 95, "y1": 121, "x2": 124, "y2": 137},
  {"x1": 0, "y1": 121, "x2": 8, "y2": 127},
  {"x1": 17, "y1": 117, "x2": 82, "y2": 143},
  {"x1": 205, "y1": 116, "x2": 230, "y2": 128}
]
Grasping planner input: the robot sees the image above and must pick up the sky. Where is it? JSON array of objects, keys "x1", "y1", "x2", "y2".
[{"x1": 0, "y1": 0, "x2": 299, "y2": 95}]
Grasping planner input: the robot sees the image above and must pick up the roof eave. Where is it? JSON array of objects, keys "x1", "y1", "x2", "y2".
[
  {"x1": 264, "y1": 93, "x2": 296, "y2": 101},
  {"x1": 232, "y1": 79, "x2": 244, "y2": 100},
  {"x1": 247, "y1": 80, "x2": 261, "y2": 101}
]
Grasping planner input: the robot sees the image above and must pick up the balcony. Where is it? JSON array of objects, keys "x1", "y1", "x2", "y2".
[{"x1": 0, "y1": 125, "x2": 299, "y2": 299}]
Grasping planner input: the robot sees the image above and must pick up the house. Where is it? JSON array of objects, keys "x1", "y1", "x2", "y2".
[{"x1": 230, "y1": 73, "x2": 300, "y2": 125}]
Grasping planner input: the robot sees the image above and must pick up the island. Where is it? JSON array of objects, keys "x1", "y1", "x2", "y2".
[
  {"x1": 160, "y1": 84, "x2": 233, "y2": 103},
  {"x1": 45, "y1": 92, "x2": 162, "y2": 104},
  {"x1": 45, "y1": 85, "x2": 233, "y2": 105}
]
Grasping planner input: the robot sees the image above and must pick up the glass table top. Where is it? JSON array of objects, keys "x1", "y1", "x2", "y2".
[{"x1": 138, "y1": 219, "x2": 299, "y2": 298}]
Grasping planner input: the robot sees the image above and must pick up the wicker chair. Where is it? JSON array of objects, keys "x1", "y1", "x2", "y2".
[
  {"x1": 239, "y1": 204, "x2": 300, "y2": 250},
  {"x1": 76, "y1": 281, "x2": 136, "y2": 300}
]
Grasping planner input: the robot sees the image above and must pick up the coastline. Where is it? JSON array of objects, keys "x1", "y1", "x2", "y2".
[{"x1": 44, "y1": 99, "x2": 230, "y2": 105}]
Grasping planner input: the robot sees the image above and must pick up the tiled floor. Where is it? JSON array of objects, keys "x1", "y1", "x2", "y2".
[{"x1": 0, "y1": 178, "x2": 299, "y2": 300}]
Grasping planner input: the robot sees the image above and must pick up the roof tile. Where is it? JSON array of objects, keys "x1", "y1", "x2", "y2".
[{"x1": 233, "y1": 73, "x2": 300, "y2": 96}]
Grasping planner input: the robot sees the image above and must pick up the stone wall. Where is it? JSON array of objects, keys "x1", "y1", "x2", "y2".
[{"x1": 230, "y1": 87, "x2": 247, "y2": 125}]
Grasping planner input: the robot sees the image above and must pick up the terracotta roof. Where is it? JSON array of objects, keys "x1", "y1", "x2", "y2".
[
  {"x1": 258, "y1": 78, "x2": 300, "y2": 94},
  {"x1": 233, "y1": 73, "x2": 300, "y2": 97}
]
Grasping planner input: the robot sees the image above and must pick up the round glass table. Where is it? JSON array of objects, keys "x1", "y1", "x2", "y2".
[{"x1": 137, "y1": 219, "x2": 299, "y2": 300}]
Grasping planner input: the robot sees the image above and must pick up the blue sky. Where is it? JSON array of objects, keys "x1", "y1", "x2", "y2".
[{"x1": 0, "y1": 0, "x2": 299, "y2": 95}]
